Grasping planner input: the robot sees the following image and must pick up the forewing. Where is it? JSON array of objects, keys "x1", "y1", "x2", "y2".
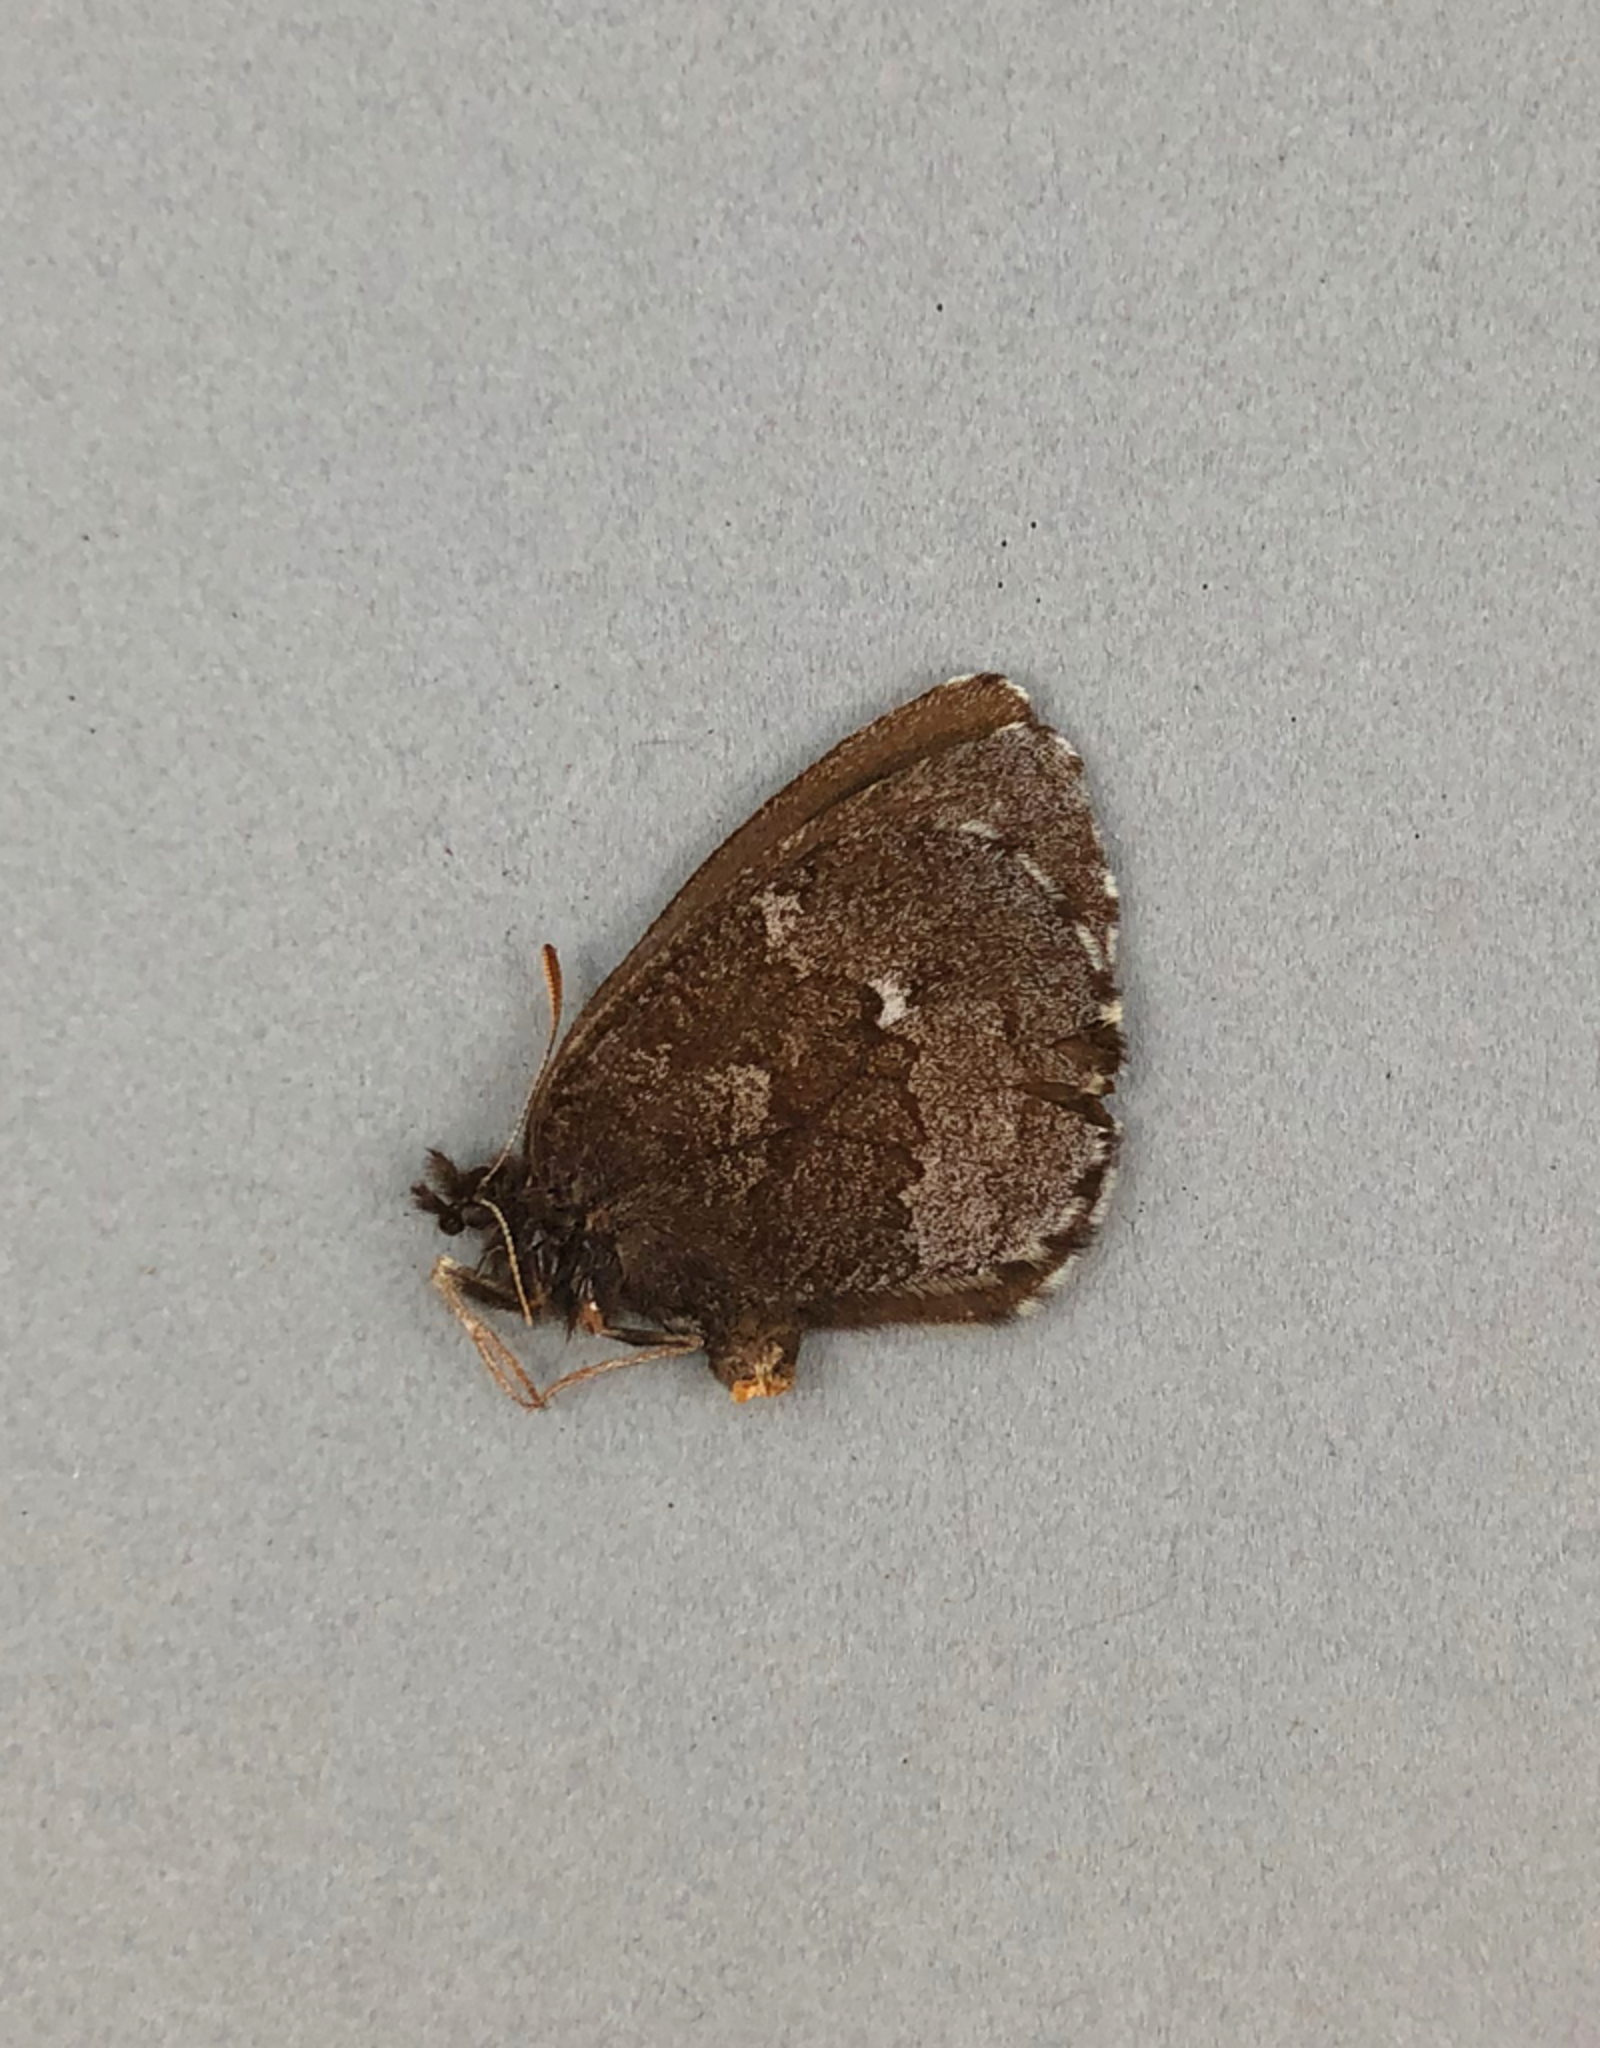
[
  {"x1": 548, "y1": 673, "x2": 1032, "y2": 1080},
  {"x1": 536, "y1": 683, "x2": 1123, "y2": 1324}
]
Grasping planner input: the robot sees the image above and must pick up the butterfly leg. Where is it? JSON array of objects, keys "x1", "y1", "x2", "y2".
[
  {"x1": 430, "y1": 1257, "x2": 696, "y2": 1409},
  {"x1": 430, "y1": 1255, "x2": 544, "y2": 1407},
  {"x1": 705, "y1": 1315, "x2": 801, "y2": 1403}
]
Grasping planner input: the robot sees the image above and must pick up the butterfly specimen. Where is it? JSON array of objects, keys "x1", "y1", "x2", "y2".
[{"x1": 413, "y1": 673, "x2": 1123, "y2": 1406}]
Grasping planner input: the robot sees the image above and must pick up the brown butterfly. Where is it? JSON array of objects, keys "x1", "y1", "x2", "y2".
[{"x1": 413, "y1": 673, "x2": 1124, "y2": 1407}]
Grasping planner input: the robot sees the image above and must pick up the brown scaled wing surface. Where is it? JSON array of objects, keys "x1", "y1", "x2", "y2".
[{"x1": 530, "y1": 674, "x2": 1123, "y2": 1387}]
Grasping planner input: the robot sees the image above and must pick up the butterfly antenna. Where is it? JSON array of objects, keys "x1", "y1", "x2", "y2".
[{"x1": 486, "y1": 942, "x2": 563, "y2": 1181}]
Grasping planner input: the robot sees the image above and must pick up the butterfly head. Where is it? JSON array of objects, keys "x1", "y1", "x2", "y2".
[
  {"x1": 414, "y1": 1145, "x2": 614, "y2": 1330},
  {"x1": 410, "y1": 1149, "x2": 504, "y2": 1234},
  {"x1": 411, "y1": 1147, "x2": 557, "y2": 1306}
]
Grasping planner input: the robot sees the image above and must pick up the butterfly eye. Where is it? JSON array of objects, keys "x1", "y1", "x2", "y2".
[{"x1": 437, "y1": 1211, "x2": 466, "y2": 1237}]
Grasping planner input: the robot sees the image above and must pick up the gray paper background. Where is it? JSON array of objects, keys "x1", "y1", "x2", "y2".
[{"x1": 6, "y1": 5, "x2": 1598, "y2": 2044}]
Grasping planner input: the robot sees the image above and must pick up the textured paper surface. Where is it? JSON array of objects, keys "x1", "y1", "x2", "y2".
[{"x1": 5, "y1": 5, "x2": 1598, "y2": 2043}]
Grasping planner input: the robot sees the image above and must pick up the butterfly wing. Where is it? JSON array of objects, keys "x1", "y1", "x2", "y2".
[
  {"x1": 534, "y1": 675, "x2": 1122, "y2": 1337},
  {"x1": 548, "y1": 673, "x2": 1032, "y2": 1078}
]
